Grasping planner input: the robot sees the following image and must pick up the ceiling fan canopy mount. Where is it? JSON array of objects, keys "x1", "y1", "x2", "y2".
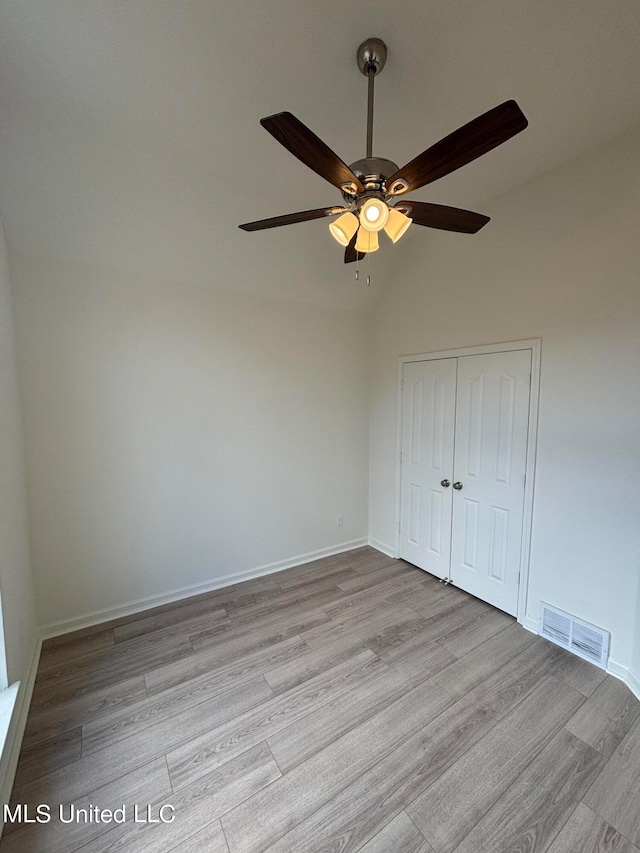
[
  {"x1": 239, "y1": 37, "x2": 528, "y2": 264},
  {"x1": 356, "y1": 37, "x2": 388, "y2": 77}
]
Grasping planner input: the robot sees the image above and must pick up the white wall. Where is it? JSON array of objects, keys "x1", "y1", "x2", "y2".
[
  {"x1": 369, "y1": 128, "x2": 640, "y2": 672},
  {"x1": 11, "y1": 257, "x2": 369, "y2": 631},
  {"x1": 0, "y1": 219, "x2": 36, "y2": 684}
]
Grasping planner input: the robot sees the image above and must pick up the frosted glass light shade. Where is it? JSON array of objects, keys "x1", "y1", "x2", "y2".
[
  {"x1": 359, "y1": 198, "x2": 389, "y2": 232},
  {"x1": 355, "y1": 227, "x2": 379, "y2": 253},
  {"x1": 329, "y1": 212, "x2": 358, "y2": 246},
  {"x1": 384, "y1": 207, "x2": 413, "y2": 243}
]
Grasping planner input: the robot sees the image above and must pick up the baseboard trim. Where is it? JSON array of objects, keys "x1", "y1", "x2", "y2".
[
  {"x1": 627, "y1": 667, "x2": 640, "y2": 702},
  {"x1": 368, "y1": 538, "x2": 396, "y2": 559},
  {"x1": 0, "y1": 636, "x2": 41, "y2": 833},
  {"x1": 606, "y1": 659, "x2": 640, "y2": 702},
  {"x1": 40, "y1": 538, "x2": 369, "y2": 640},
  {"x1": 520, "y1": 615, "x2": 539, "y2": 634}
]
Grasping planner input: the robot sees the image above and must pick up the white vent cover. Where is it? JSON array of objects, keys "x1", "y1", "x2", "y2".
[{"x1": 539, "y1": 603, "x2": 609, "y2": 669}]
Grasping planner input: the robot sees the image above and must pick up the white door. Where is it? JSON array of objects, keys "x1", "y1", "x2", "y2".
[
  {"x1": 450, "y1": 350, "x2": 531, "y2": 615},
  {"x1": 399, "y1": 359, "x2": 457, "y2": 579}
]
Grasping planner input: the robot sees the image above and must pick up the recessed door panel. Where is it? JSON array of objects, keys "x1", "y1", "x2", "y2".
[
  {"x1": 467, "y1": 372, "x2": 485, "y2": 479},
  {"x1": 462, "y1": 499, "x2": 480, "y2": 570},
  {"x1": 450, "y1": 350, "x2": 531, "y2": 615},
  {"x1": 400, "y1": 359, "x2": 457, "y2": 578},
  {"x1": 428, "y1": 489, "x2": 443, "y2": 555}
]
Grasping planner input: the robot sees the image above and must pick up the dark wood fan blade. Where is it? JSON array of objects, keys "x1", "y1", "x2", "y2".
[
  {"x1": 261, "y1": 112, "x2": 365, "y2": 193},
  {"x1": 399, "y1": 201, "x2": 490, "y2": 233},
  {"x1": 386, "y1": 100, "x2": 528, "y2": 194},
  {"x1": 239, "y1": 207, "x2": 344, "y2": 231},
  {"x1": 344, "y1": 232, "x2": 366, "y2": 263}
]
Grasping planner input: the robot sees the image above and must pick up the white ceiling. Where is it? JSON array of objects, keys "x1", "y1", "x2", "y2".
[{"x1": 1, "y1": 0, "x2": 640, "y2": 312}]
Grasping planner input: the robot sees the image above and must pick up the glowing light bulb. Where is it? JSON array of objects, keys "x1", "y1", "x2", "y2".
[{"x1": 359, "y1": 198, "x2": 389, "y2": 232}]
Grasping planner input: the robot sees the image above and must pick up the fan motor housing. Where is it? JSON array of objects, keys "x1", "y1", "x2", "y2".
[{"x1": 342, "y1": 157, "x2": 399, "y2": 201}]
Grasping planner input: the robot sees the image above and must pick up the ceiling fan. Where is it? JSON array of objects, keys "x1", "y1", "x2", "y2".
[{"x1": 239, "y1": 38, "x2": 528, "y2": 263}]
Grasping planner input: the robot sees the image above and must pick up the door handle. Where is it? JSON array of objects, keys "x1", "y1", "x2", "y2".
[
  {"x1": 440, "y1": 479, "x2": 450, "y2": 488},
  {"x1": 453, "y1": 481, "x2": 463, "y2": 490}
]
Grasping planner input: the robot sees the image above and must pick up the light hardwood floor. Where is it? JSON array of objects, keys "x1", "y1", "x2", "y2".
[{"x1": 3, "y1": 547, "x2": 639, "y2": 852}]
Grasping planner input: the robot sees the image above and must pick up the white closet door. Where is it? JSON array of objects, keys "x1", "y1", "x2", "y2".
[
  {"x1": 400, "y1": 359, "x2": 457, "y2": 579},
  {"x1": 450, "y1": 350, "x2": 531, "y2": 615}
]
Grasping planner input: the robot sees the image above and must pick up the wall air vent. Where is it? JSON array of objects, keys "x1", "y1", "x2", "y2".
[{"x1": 539, "y1": 603, "x2": 609, "y2": 669}]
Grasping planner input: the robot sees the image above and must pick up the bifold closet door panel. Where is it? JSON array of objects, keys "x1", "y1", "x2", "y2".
[
  {"x1": 450, "y1": 350, "x2": 531, "y2": 616},
  {"x1": 399, "y1": 359, "x2": 457, "y2": 579}
]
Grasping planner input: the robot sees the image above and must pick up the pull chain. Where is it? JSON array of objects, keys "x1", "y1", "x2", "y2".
[{"x1": 354, "y1": 252, "x2": 372, "y2": 286}]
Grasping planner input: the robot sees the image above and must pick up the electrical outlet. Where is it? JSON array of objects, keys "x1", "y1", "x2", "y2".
[{"x1": 337, "y1": 515, "x2": 344, "y2": 527}]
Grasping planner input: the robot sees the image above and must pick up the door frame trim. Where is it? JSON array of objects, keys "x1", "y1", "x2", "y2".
[{"x1": 395, "y1": 338, "x2": 541, "y2": 626}]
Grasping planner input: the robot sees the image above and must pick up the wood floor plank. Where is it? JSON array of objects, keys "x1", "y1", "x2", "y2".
[
  {"x1": 273, "y1": 555, "x2": 346, "y2": 583},
  {"x1": 336, "y1": 562, "x2": 410, "y2": 593},
  {"x1": 379, "y1": 638, "x2": 458, "y2": 687},
  {"x1": 12, "y1": 726, "x2": 82, "y2": 789},
  {"x1": 437, "y1": 607, "x2": 514, "y2": 658},
  {"x1": 232, "y1": 575, "x2": 280, "y2": 593},
  {"x1": 23, "y1": 675, "x2": 147, "y2": 744},
  {"x1": 12, "y1": 676, "x2": 273, "y2": 814},
  {"x1": 190, "y1": 607, "x2": 330, "y2": 656},
  {"x1": 429, "y1": 622, "x2": 544, "y2": 700},
  {"x1": 267, "y1": 668, "x2": 412, "y2": 773},
  {"x1": 38, "y1": 629, "x2": 116, "y2": 671},
  {"x1": 365, "y1": 598, "x2": 489, "y2": 663},
  {"x1": 319, "y1": 594, "x2": 417, "y2": 631},
  {"x1": 189, "y1": 598, "x2": 331, "y2": 648},
  {"x1": 167, "y1": 820, "x2": 230, "y2": 853},
  {"x1": 546, "y1": 803, "x2": 640, "y2": 853},
  {"x1": 454, "y1": 730, "x2": 604, "y2": 853},
  {"x1": 1, "y1": 756, "x2": 172, "y2": 852},
  {"x1": 39, "y1": 584, "x2": 240, "y2": 649},
  {"x1": 350, "y1": 555, "x2": 402, "y2": 574},
  {"x1": 167, "y1": 650, "x2": 386, "y2": 791},
  {"x1": 552, "y1": 650, "x2": 608, "y2": 697},
  {"x1": 357, "y1": 812, "x2": 433, "y2": 853},
  {"x1": 565, "y1": 674, "x2": 640, "y2": 759},
  {"x1": 300, "y1": 607, "x2": 428, "y2": 653},
  {"x1": 276, "y1": 565, "x2": 361, "y2": 591},
  {"x1": 407, "y1": 583, "x2": 478, "y2": 617},
  {"x1": 113, "y1": 599, "x2": 229, "y2": 643},
  {"x1": 406, "y1": 675, "x2": 585, "y2": 852},
  {"x1": 583, "y1": 716, "x2": 640, "y2": 846},
  {"x1": 221, "y1": 677, "x2": 452, "y2": 853},
  {"x1": 32, "y1": 636, "x2": 195, "y2": 698},
  {"x1": 321, "y1": 574, "x2": 427, "y2": 622},
  {"x1": 264, "y1": 636, "x2": 372, "y2": 695},
  {"x1": 78, "y1": 743, "x2": 280, "y2": 853},
  {"x1": 145, "y1": 634, "x2": 310, "y2": 696},
  {"x1": 224, "y1": 588, "x2": 346, "y2": 632},
  {"x1": 340, "y1": 546, "x2": 381, "y2": 562}
]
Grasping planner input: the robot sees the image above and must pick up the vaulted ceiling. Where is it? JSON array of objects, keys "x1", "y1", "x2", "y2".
[{"x1": 1, "y1": 1, "x2": 640, "y2": 312}]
